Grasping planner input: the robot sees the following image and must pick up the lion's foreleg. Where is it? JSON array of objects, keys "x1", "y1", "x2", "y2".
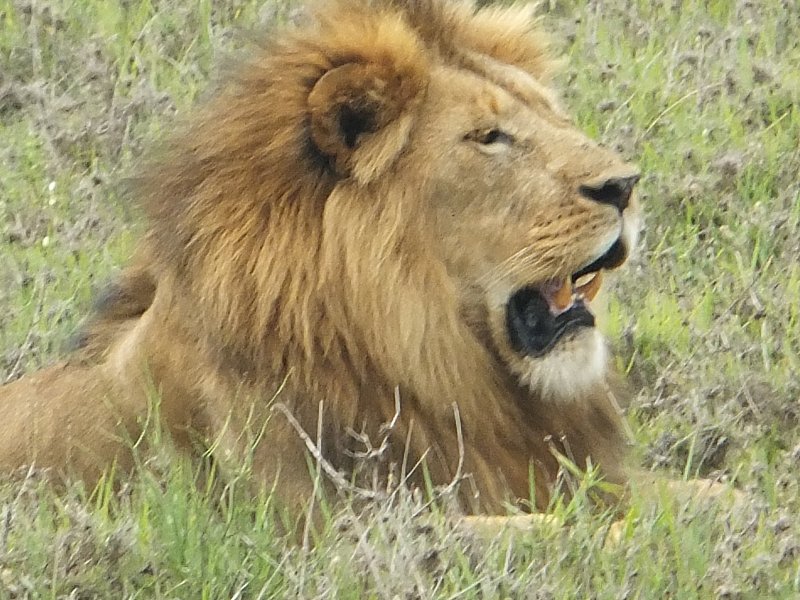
[{"x1": 460, "y1": 513, "x2": 562, "y2": 539}]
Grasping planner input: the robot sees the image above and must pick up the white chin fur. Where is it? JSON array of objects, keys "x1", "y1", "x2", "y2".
[{"x1": 518, "y1": 328, "x2": 608, "y2": 402}]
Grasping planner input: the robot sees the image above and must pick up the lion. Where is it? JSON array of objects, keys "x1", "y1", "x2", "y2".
[{"x1": 0, "y1": 0, "x2": 649, "y2": 528}]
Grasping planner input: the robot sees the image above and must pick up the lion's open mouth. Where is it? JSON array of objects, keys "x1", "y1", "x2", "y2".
[{"x1": 506, "y1": 238, "x2": 627, "y2": 356}]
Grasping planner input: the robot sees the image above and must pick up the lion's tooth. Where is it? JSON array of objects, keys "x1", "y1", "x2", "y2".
[
  {"x1": 552, "y1": 277, "x2": 573, "y2": 310},
  {"x1": 577, "y1": 271, "x2": 603, "y2": 302},
  {"x1": 573, "y1": 272, "x2": 597, "y2": 288}
]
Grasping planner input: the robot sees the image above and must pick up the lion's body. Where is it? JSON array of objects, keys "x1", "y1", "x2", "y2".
[{"x1": 0, "y1": 0, "x2": 641, "y2": 518}]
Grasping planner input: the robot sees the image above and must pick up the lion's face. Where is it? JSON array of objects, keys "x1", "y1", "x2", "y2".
[{"x1": 407, "y1": 63, "x2": 640, "y2": 401}]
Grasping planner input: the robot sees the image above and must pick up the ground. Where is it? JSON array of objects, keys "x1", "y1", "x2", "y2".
[{"x1": 0, "y1": 0, "x2": 798, "y2": 597}]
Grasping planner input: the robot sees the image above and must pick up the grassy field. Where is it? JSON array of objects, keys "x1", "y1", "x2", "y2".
[{"x1": 1, "y1": 0, "x2": 799, "y2": 597}]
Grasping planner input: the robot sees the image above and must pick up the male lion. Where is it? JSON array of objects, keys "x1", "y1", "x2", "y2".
[{"x1": 0, "y1": 0, "x2": 645, "y2": 525}]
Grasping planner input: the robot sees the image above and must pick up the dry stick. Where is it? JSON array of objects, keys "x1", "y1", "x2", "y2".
[
  {"x1": 275, "y1": 399, "x2": 474, "y2": 597},
  {"x1": 606, "y1": 383, "x2": 635, "y2": 441},
  {"x1": 3, "y1": 329, "x2": 34, "y2": 384},
  {"x1": 298, "y1": 401, "x2": 326, "y2": 587},
  {"x1": 274, "y1": 393, "x2": 469, "y2": 520},
  {"x1": 410, "y1": 402, "x2": 468, "y2": 519},
  {"x1": 274, "y1": 390, "x2": 425, "y2": 509},
  {"x1": 0, "y1": 504, "x2": 10, "y2": 557},
  {"x1": 336, "y1": 393, "x2": 401, "y2": 600},
  {"x1": 271, "y1": 403, "x2": 381, "y2": 501},
  {"x1": 381, "y1": 386, "x2": 402, "y2": 436},
  {"x1": 344, "y1": 386, "x2": 401, "y2": 461},
  {"x1": 445, "y1": 402, "x2": 466, "y2": 496},
  {"x1": 383, "y1": 388, "x2": 436, "y2": 500}
]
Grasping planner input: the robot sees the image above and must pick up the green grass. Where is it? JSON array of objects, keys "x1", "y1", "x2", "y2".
[{"x1": 1, "y1": 0, "x2": 799, "y2": 597}]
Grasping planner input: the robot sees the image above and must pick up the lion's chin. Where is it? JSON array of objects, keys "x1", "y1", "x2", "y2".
[
  {"x1": 513, "y1": 328, "x2": 609, "y2": 403},
  {"x1": 483, "y1": 279, "x2": 610, "y2": 403}
]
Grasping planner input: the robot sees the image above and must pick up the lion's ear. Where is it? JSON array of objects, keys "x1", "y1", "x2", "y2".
[{"x1": 308, "y1": 61, "x2": 424, "y2": 183}]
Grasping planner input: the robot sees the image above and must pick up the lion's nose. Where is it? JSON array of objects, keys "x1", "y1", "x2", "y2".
[{"x1": 579, "y1": 173, "x2": 640, "y2": 212}]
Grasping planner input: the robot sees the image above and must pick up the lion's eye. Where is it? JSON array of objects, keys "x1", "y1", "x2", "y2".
[{"x1": 466, "y1": 128, "x2": 514, "y2": 146}]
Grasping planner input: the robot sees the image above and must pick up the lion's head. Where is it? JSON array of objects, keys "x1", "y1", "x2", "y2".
[{"x1": 386, "y1": 35, "x2": 640, "y2": 405}]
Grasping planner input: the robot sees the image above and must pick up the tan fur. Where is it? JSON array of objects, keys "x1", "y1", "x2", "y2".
[{"x1": 0, "y1": 0, "x2": 642, "y2": 519}]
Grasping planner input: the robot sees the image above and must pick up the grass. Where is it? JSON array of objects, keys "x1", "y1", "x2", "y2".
[{"x1": 1, "y1": 0, "x2": 799, "y2": 597}]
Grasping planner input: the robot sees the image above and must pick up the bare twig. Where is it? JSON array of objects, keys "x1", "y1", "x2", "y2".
[
  {"x1": 345, "y1": 386, "x2": 402, "y2": 461},
  {"x1": 0, "y1": 504, "x2": 10, "y2": 556},
  {"x1": 443, "y1": 402, "x2": 466, "y2": 496},
  {"x1": 3, "y1": 329, "x2": 35, "y2": 385},
  {"x1": 271, "y1": 403, "x2": 381, "y2": 500},
  {"x1": 411, "y1": 402, "x2": 468, "y2": 518},
  {"x1": 299, "y1": 401, "x2": 326, "y2": 577}
]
